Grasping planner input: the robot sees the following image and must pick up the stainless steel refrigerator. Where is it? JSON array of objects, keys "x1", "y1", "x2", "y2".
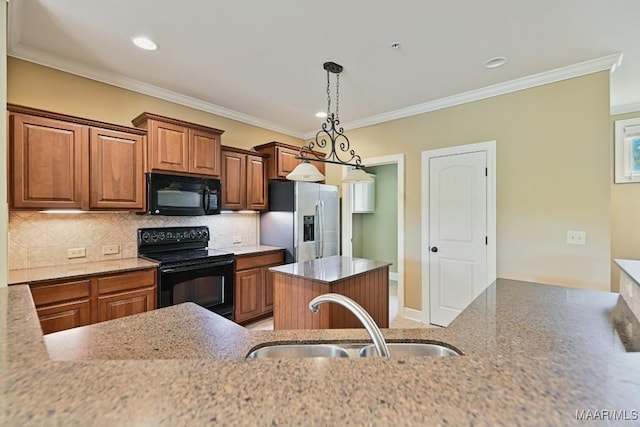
[{"x1": 260, "y1": 181, "x2": 339, "y2": 264}]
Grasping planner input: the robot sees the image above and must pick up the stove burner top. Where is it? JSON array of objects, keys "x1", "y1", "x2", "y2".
[{"x1": 137, "y1": 226, "x2": 233, "y2": 267}]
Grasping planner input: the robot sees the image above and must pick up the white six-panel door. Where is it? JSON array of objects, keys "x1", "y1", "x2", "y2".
[{"x1": 428, "y1": 151, "x2": 487, "y2": 326}]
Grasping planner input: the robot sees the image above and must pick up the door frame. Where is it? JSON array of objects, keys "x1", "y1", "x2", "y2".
[
  {"x1": 421, "y1": 141, "x2": 496, "y2": 324},
  {"x1": 342, "y1": 154, "x2": 405, "y2": 318}
]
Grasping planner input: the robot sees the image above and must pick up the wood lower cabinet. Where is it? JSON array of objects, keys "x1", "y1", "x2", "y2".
[
  {"x1": 233, "y1": 250, "x2": 284, "y2": 324},
  {"x1": 96, "y1": 269, "x2": 156, "y2": 322},
  {"x1": 253, "y1": 141, "x2": 326, "y2": 181},
  {"x1": 30, "y1": 278, "x2": 92, "y2": 334},
  {"x1": 132, "y1": 112, "x2": 223, "y2": 177},
  {"x1": 8, "y1": 104, "x2": 146, "y2": 211},
  {"x1": 221, "y1": 146, "x2": 268, "y2": 211},
  {"x1": 29, "y1": 268, "x2": 157, "y2": 334}
]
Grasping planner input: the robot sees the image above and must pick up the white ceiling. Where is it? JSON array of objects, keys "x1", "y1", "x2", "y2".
[{"x1": 8, "y1": 0, "x2": 640, "y2": 138}]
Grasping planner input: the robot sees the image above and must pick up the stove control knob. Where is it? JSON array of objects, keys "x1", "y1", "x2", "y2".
[
  {"x1": 190, "y1": 230, "x2": 197, "y2": 238},
  {"x1": 141, "y1": 231, "x2": 150, "y2": 242},
  {"x1": 150, "y1": 232, "x2": 158, "y2": 242},
  {"x1": 196, "y1": 229, "x2": 203, "y2": 238},
  {"x1": 159, "y1": 232, "x2": 165, "y2": 240},
  {"x1": 166, "y1": 232, "x2": 173, "y2": 240},
  {"x1": 202, "y1": 229, "x2": 209, "y2": 240}
]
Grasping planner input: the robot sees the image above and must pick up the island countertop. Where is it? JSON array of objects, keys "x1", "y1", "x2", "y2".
[
  {"x1": 269, "y1": 255, "x2": 392, "y2": 283},
  {"x1": 2, "y1": 279, "x2": 640, "y2": 425}
]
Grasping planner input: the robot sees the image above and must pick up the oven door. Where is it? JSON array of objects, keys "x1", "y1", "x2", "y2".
[{"x1": 158, "y1": 259, "x2": 234, "y2": 320}]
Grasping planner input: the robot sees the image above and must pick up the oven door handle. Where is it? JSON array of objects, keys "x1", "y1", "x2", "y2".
[{"x1": 160, "y1": 259, "x2": 234, "y2": 274}]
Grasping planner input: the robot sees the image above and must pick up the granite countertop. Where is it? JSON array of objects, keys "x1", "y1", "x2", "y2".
[
  {"x1": 2, "y1": 279, "x2": 640, "y2": 425},
  {"x1": 7, "y1": 257, "x2": 159, "y2": 285},
  {"x1": 269, "y1": 255, "x2": 391, "y2": 283},
  {"x1": 221, "y1": 245, "x2": 285, "y2": 256}
]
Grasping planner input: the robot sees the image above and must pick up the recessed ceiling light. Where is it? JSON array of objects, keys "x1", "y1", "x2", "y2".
[
  {"x1": 315, "y1": 112, "x2": 328, "y2": 118},
  {"x1": 484, "y1": 56, "x2": 508, "y2": 69},
  {"x1": 132, "y1": 36, "x2": 158, "y2": 51}
]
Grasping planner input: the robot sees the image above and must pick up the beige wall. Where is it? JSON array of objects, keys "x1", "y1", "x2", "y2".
[
  {"x1": 324, "y1": 72, "x2": 612, "y2": 310},
  {"x1": 7, "y1": 58, "x2": 303, "y2": 149},
  {"x1": 1, "y1": 2, "x2": 8, "y2": 287},
  {"x1": 611, "y1": 110, "x2": 640, "y2": 292}
]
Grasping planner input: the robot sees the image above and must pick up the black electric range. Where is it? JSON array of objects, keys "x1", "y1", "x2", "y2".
[{"x1": 138, "y1": 226, "x2": 235, "y2": 320}]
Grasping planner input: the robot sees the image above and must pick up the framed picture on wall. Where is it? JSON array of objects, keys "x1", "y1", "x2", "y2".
[{"x1": 614, "y1": 117, "x2": 640, "y2": 183}]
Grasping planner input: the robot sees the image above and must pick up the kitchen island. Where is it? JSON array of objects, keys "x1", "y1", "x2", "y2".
[
  {"x1": 1, "y1": 275, "x2": 639, "y2": 425},
  {"x1": 269, "y1": 256, "x2": 391, "y2": 329}
]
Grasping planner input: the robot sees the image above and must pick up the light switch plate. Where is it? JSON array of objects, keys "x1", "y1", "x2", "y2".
[{"x1": 566, "y1": 230, "x2": 586, "y2": 245}]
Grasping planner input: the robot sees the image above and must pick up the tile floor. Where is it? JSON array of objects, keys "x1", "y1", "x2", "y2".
[{"x1": 245, "y1": 280, "x2": 437, "y2": 330}]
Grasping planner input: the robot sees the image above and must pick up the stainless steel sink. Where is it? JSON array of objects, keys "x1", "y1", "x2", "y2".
[
  {"x1": 246, "y1": 342, "x2": 461, "y2": 359},
  {"x1": 246, "y1": 344, "x2": 350, "y2": 359},
  {"x1": 359, "y1": 343, "x2": 461, "y2": 358}
]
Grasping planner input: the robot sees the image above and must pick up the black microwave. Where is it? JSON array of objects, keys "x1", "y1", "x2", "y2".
[{"x1": 147, "y1": 173, "x2": 221, "y2": 216}]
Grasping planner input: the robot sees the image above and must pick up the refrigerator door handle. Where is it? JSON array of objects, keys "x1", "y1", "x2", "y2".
[
  {"x1": 319, "y1": 200, "x2": 325, "y2": 258},
  {"x1": 315, "y1": 201, "x2": 320, "y2": 258}
]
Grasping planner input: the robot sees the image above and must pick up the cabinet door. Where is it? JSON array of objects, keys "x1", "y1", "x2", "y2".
[
  {"x1": 276, "y1": 146, "x2": 300, "y2": 178},
  {"x1": 234, "y1": 268, "x2": 262, "y2": 323},
  {"x1": 189, "y1": 129, "x2": 221, "y2": 177},
  {"x1": 148, "y1": 120, "x2": 189, "y2": 173},
  {"x1": 246, "y1": 154, "x2": 268, "y2": 211},
  {"x1": 261, "y1": 266, "x2": 275, "y2": 313},
  {"x1": 221, "y1": 150, "x2": 246, "y2": 210},
  {"x1": 10, "y1": 113, "x2": 86, "y2": 209},
  {"x1": 36, "y1": 298, "x2": 92, "y2": 334},
  {"x1": 89, "y1": 128, "x2": 145, "y2": 210},
  {"x1": 97, "y1": 287, "x2": 155, "y2": 322}
]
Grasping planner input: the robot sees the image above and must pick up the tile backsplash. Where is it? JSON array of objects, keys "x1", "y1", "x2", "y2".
[{"x1": 8, "y1": 211, "x2": 259, "y2": 270}]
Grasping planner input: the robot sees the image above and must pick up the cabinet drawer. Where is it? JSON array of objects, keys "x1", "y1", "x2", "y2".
[
  {"x1": 97, "y1": 269, "x2": 156, "y2": 295},
  {"x1": 30, "y1": 279, "x2": 92, "y2": 307},
  {"x1": 37, "y1": 298, "x2": 91, "y2": 334},
  {"x1": 235, "y1": 251, "x2": 284, "y2": 271}
]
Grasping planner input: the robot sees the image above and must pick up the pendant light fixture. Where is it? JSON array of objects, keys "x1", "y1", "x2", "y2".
[{"x1": 287, "y1": 62, "x2": 373, "y2": 183}]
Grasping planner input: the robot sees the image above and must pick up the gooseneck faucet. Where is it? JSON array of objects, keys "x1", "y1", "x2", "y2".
[{"x1": 309, "y1": 293, "x2": 390, "y2": 357}]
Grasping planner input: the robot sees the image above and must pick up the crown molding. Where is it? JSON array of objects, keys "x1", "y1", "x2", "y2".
[
  {"x1": 304, "y1": 53, "x2": 622, "y2": 138},
  {"x1": 7, "y1": 42, "x2": 305, "y2": 139},
  {"x1": 611, "y1": 102, "x2": 640, "y2": 116}
]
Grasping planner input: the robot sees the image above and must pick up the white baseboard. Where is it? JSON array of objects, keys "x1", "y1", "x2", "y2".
[
  {"x1": 402, "y1": 307, "x2": 425, "y2": 324},
  {"x1": 389, "y1": 271, "x2": 398, "y2": 281}
]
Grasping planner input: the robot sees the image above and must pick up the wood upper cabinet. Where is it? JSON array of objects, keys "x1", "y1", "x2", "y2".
[
  {"x1": 233, "y1": 250, "x2": 285, "y2": 324},
  {"x1": 8, "y1": 104, "x2": 146, "y2": 211},
  {"x1": 29, "y1": 268, "x2": 157, "y2": 334},
  {"x1": 10, "y1": 112, "x2": 86, "y2": 209},
  {"x1": 253, "y1": 141, "x2": 326, "y2": 181},
  {"x1": 221, "y1": 146, "x2": 268, "y2": 211},
  {"x1": 132, "y1": 112, "x2": 223, "y2": 177},
  {"x1": 89, "y1": 128, "x2": 145, "y2": 210}
]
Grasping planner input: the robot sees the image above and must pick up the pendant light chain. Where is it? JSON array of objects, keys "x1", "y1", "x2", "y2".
[
  {"x1": 336, "y1": 72, "x2": 340, "y2": 120},
  {"x1": 326, "y1": 69, "x2": 331, "y2": 116}
]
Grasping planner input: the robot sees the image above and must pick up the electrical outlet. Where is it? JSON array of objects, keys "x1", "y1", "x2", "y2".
[
  {"x1": 566, "y1": 230, "x2": 586, "y2": 245},
  {"x1": 67, "y1": 247, "x2": 86, "y2": 259},
  {"x1": 232, "y1": 235, "x2": 242, "y2": 244},
  {"x1": 102, "y1": 244, "x2": 120, "y2": 255}
]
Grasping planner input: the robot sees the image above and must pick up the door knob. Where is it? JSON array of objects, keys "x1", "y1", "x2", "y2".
[{"x1": 430, "y1": 247, "x2": 438, "y2": 253}]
